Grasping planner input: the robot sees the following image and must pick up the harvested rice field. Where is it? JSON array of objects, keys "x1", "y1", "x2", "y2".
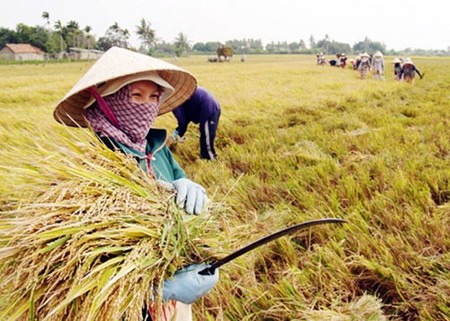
[{"x1": 1, "y1": 54, "x2": 449, "y2": 320}]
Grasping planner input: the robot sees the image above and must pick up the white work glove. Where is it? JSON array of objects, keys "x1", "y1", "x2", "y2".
[
  {"x1": 170, "y1": 129, "x2": 185, "y2": 143},
  {"x1": 172, "y1": 178, "x2": 208, "y2": 215},
  {"x1": 162, "y1": 263, "x2": 219, "y2": 304}
]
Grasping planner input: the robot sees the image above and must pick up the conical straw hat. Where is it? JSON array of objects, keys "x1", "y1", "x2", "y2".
[
  {"x1": 374, "y1": 51, "x2": 383, "y2": 58},
  {"x1": 54, "y1": 46, "x2": 197, "y2": 127},
  {"x1": 403, "y1": 57, "x2": 414, "y2": 65}
]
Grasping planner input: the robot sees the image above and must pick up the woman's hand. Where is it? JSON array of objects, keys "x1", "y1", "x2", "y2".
[
  {"x1": 172, "y1": 178, "x2": 208, "y2": 215},
  {"x1": 162, "y1": 263, "x2": 219, "y2": 304}
]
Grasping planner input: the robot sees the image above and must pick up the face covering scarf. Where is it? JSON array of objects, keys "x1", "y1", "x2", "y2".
[{"x1": 85, "y1": 85, "x2": 159, "y2": 154}]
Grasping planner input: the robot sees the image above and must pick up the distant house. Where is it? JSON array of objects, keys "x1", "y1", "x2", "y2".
[
  {"x1": 0, "y1": 43, "x2": 45, "y2": 61},
  {"x1": 67, "y1": 47, "x2": 104, "y2": 60}
]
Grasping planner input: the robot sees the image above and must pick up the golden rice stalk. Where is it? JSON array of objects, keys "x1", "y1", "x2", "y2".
[
  {"x1": 302, "y1": 294, "x2": 387, "y2": 320},
  {"x1": 0, "y1": 130, "x2": 220, "y2": 321}
]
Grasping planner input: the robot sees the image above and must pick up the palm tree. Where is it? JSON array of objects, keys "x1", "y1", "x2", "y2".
[
  {"x1": 84, "y1": 26, "x2": 92, "y2": 58},
  {"x1": 174, "y1": 32, "x2": 190, "y2": 57},
  {"x1": 104, "y1": 22, "x2": 130, "y2": 48},
  {"x1": 42, "y1": 11, "x2": 50, "y2": 29},
  {"x1": 54, "y1": 20, "x2": 65, "y2": 55},
  {"x1": 136, "y1": 18, "x2": 156, "y2": 53},
  {"x1": 66, "y1": 20, "x2": 82, "y2": 47}
]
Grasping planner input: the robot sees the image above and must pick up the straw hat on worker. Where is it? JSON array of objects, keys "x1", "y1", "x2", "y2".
[
  {"x1": 54, "y1": 46, "x2": 197, "y2": 127},
  {"x1": 373, "y1": 51, "x2": 383, "y2": 58},
  {"x1": 403, "y1": 57, "x2": 414, "y2": 65}
]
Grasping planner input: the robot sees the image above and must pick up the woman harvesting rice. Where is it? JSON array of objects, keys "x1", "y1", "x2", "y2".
[{"x1": 54, "y1": 46, "x2": 219, "y2": 320}]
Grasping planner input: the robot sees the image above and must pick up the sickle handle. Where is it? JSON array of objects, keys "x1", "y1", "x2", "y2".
[{"x1": 199, "y1": 266, "x2": 215, "y2": 276}]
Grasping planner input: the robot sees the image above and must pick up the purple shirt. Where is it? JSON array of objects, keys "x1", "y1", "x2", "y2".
[{"x1": 172, "y1": 87, "x2": 220, "y2": 137}]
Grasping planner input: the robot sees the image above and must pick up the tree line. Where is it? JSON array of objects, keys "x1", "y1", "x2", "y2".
[{"x1": 0, "y1": 12, "x2": 448, "y2": 58}]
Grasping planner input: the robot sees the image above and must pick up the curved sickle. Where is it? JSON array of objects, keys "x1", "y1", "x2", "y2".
[{"x1": 199, "y1": 217, "x2": 346, "y2": 275}]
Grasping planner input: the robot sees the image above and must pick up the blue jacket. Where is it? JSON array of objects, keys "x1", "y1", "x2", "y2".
[
  {"x1": 98, "y1": 128, "x2": 186, "y2": 183},
  {"x1": 172, "y1": 87, "x2": 220, "y2": 137}
]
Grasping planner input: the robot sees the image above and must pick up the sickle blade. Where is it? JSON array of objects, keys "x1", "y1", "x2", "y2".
[{"x1": 199, "y1": 217, "x2": 346, "y2": 275}]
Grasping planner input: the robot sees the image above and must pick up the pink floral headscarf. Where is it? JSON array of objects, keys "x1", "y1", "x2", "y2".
[{"x1": 85, "y1": 85, "x2": 159, "y2": 153}]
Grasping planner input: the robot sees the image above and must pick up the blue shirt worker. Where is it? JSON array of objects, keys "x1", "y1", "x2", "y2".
[{"x1": 171, "y1": 87, "x2": 221, "y2": 160}]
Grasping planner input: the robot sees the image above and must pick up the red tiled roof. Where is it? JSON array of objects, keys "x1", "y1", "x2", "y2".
[{"x1": 5, "y1": 43, "x2": 44, "y2": 54}]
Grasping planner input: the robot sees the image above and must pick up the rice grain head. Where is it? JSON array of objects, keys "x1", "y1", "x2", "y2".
[{"x1": 0, "y1": 132, "x2": 221, "y2": 320}]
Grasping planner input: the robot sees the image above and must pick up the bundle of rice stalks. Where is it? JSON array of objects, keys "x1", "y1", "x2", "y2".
[{"x1": 0, "y1": 130, "x2": 222, "y2": 321}]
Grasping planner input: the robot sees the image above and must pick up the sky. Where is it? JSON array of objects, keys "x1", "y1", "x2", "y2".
[{"x1": 2, "y1": 0, "x2": 449, "y2": 51}]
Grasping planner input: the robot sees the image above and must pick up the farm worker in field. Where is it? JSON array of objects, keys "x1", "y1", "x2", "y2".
[
  {"x1": 170, "y1": 87, "x2": 221, "y2": 160},
  {"x1": 53, "y1": 46, "x2": 219, "y2": 321},
  {"x1": 316, "y1": 52, "x2": 326, "y2": 65},
  {"x1": 400, "y1": 57, "x2": 423, "y2": 85},
  {"x1": 372, "y1": 51, "x2": 385, "y2": 80},
  {"x1": 392, "y1": 57, "x2": 403, "y2": 80},
  {"x1": 358, "y1": 52, "x2": 372, "y2": 79},
  {"x1": 354, "y1": 54, "x2": 361, "y2": 70},
  {"x1": 335, "y1": 54, "x2": 342, "y2": 67},
  {"x1": 339, "y1": 53, "x2": 347, "y2": 68}
]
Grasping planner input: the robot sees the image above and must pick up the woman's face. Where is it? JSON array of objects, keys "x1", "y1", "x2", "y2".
[{"x1": 128, "y1": 80, "x2": 162, "y2": 105}]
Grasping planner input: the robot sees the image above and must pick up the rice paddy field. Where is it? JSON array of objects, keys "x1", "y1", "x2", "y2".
[{"x1": 0, "y1": 54, "x2": 449, "y2": 320}]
